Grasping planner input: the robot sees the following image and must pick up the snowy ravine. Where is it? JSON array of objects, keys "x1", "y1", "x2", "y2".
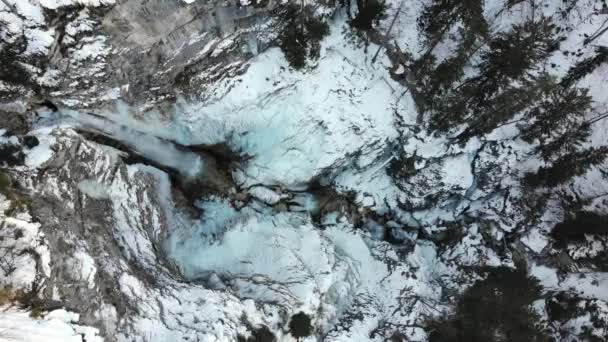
[{"x1": 2, "y1": 0, "x2": 608, "y2": 341}]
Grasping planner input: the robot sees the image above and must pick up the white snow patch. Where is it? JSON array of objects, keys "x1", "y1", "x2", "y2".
[
  {"x1": 78, "y1": 179, "x2": 110, "y2": 199},
  {"x1": 70, "y1": 250, "x2": 97, "y2": 289},
  {"x1": 0, "y1": 307, "x2": 103, "y2": 342},
  {"x1": 441, "y1": 153, "x2": 474, "y2": 190},
  {"x1": 24, "y1": 128, "x2": 56, "y2": 168},
  {"x1": 394, "y1": 64, "x2": 405, "y2": 75},
  {"x1": 521, "y1": 229, "x2": 548, "y2": 253},
  {"x1": 38, "y1": 0, "x2": 115, "y2": 9}
]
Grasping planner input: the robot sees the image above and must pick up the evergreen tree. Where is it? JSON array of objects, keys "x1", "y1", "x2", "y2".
[
  {"x1": 560, "y1": 46, "x2": 608, "y2": 88},
  {"x1": 425, "y1": 18, "x2": 557, "y2": 137},
  {"x1": 276, "y1": 4, "x2": 329, "y2": 70},
  {"x1": 414, "y1": 0, "x2": 488, "y2": 111},
  {"x1": 524, "y1": 147, "x2": 608, "y2": 188},
  {"x1": 476, "y1": 17, "x2": 555, "y2": 91},
  {"x1": 288, "y1": 312, "x2": 312, "y2": 341},
  {"x1": 426, "y1": 266, "x2": 549, "y2": 342},
  {"x1": 351, "y1": 0, "x2": 386, "y2": 30},
  {"x1": 552, "y1": 211, "x2": 608, "y2": 247},
  {"x1": 519, "y1": 79, "x2": 593, "y2": 161},
  {"x1": 418, "y1": 0, "x2": 488, "y2": 50}
]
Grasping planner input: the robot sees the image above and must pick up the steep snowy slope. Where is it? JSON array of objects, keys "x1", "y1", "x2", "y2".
[{"x1": 1, "y1": 0, "x2": 608, "y2": 341}]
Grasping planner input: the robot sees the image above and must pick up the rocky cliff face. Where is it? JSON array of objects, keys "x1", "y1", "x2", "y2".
[{"x1": 2, "y1": 0, "x2": 608, "y2": 341}]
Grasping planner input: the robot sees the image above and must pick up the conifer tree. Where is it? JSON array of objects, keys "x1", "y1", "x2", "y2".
[
  {"x1": 519, "y1": 81, "x2": 593, "y2": 161},
  {"x1": 425, "y1": 18, "x2": 557, "y2": 136},
  {"x1": 427, "y1": 267, "x2": 549, "y2": 342},
  {"x1": 524, "y1": 147, "x2": 608, "y2": 187}
]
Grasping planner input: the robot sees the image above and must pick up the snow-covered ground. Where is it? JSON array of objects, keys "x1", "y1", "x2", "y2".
[
  {"x1": 2, "y1": 0, "x2": 608, "y2": 341},
  {"x1": 0, "y1": 308, "x2": 103, "y2": 342}
]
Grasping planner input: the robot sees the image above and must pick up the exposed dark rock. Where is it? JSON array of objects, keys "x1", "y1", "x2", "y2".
[
  {"x1": 22, "y1": 136, "x2": 40, "y2": 148},
  {"x1": 0, "y1": 144, "x2": 25, "y2": 167}
]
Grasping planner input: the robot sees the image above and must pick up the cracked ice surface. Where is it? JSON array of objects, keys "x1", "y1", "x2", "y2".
[
  {"x1": 180, "y1": 31, "x2": 403, "y2": 187},
  {"x1": 167, "y1": 198, "x2": 386, "y2": 313},
  {"x1": 165, "y1": 195, "x2": 458, "y2": 339},
  {"x1": 84, "y1": 24, "x2": 407, "y2": 189}
]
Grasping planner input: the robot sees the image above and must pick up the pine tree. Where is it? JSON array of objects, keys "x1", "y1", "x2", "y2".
[
  {"x1": 418, "y1": 0, "x2": 488, "y2": 50},
  {"x1": 425, "y1": 18, "x2": 557, "y2": 137},
  {"x1": 519, "y1": 79, "x2": 593, "y2": 161},
  {"x1": 524, "y1": 147, "x2": 608, "y2": 187},
  {"x1": 414, "y1": 0, "x2": 488, "y2": 105},
  {"x1": 476, "y1": 17, "x2": 555, "y2": 90},
  {"x1": 552, "y1": 211, "x2": 608, "y2": 247},
  {"x1": 427, "y1": 266, "x2": 549, "y2": 342},
  {"x1": 276, "y1": 4, "x2": 329, "y2": 69},
  {"x1": 351, "y1": 0, "x2": 386, "y2": 30},
  {"x1": 289, "y1": 312, "x2": 312, "y2": 341},
  {"x1": 453, "y1": 73, "x2": 553, "y2": 141},
  {"x1": 560, "y1": 46, "x2": 608, "y2": 88}
]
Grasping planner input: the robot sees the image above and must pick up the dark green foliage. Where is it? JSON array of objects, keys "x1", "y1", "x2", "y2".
[
  {"x1": 276, "y1": 5, "x2": 329, "y2": 70},
  {"x1": 0, "y1": 171, "x2": 30, "y2": 215},
  {"x1": 411, "y1": 53, "x2": 467, "y2": 114},
  {"x1": 560, "y1": 46, "x2": 608, "y2": 88},
  {"x1": 237, "y1": 325, "x2": 276, "y2": 342},
  {"x1": 452, "y1": 77, "x2": 545, "y2": 141},
  {"x1": 477, "y1": 18, "x2": 555, "y2": 88},
  {"x1": 22, "y1": 136, "x2": 40, "y2": 149},
  {"x1": 524, "y1": 147, "x2": 608, "y2": 188},
  {"x1": 0, "y1": 171, "x2": 11, "y2": 192},
  {"x1": 418, "y1": 0, "x2": 488, "y2": 46},
  {"x1": 518, "y1": 80, "x2": 593, "y2": 161},
  {"x1": 288, "y1": 312, "x2": 312, "y2": 340},
  {"x1": 546, "y1": 292, "x2": 581, "y2": 323},
  {"x1": 546, "y1": 292, "x2": 608, "y2": 340},
  {"x1": 17, "y1": 287, "x2": 47, "y2": 318},
  {"x1": 426, "y1": 267, "x2": 549, "y2": 342},
  {"x1": 551, "y1": 210, "x2": 608, "y2": 273},
  {"x1": 0, "y1": 31, "x2": 30, "y2": 86},
  {"x1": 387, "y1": 152, "x2": 418, "y2": 181},
  {"x1": 0, "y1": 143, "x2": 25, "y2": 167},
  {"x1": 414, "y1": 0, "x2": 488, "y2": 111},
  {"x1": 552, "y1": 211, "x2": 608, "y2": 247},
  {"x1": 420, "y1": 18, "x2": 558, "y2": 138},
  {"x1": 531, "y1": 123, "x2": 592, "y2": 162},
  {"x1": 278, "y1": 22, "x2": 307, "y2": 69},
  {"x1": 351, "y1": 0, "x2": 386, "y2": 30}
]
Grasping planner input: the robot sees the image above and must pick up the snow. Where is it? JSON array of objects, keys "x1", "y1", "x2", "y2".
[
  {"x1": 441, "y1": 153, "x2": 474, "y2": 190},
  {"x1": 24, "y1": 127, "x2": 56, "y2": 168},
  {"x1": 71, "y1": 36, "x2": 111, "y2": 61},
  {"x1": 0, "y1": 214, "x2": 50, "y2": 288},
  {"x1": 168, "y1": 201, "x2": 337, "y2": 309},
  {"x1": 37, "y1": 0, "x2": 115, "y2": 9},
  {"x1": 532, "y1": 264, "x2": 608, "y2": 302},
  {"x1": 78, "y1": 179, "x2": 110, "y2": 199},
  {"x1": 168, "y1": 196, "x2": 399, "y2": 329},
  {"x1": 59, "y1": 110, "x2": 204, "y2": 177},
  {"x1": 521, "y1": 229, "x2": 549, "y2": 253},
  {"x1": 178, "y1": 27, "x2": 402, "y2": 187},
  {"x1": 2, "y1": 0, "x2": 608, "y2": 340},
  {"x1": 0, "y1": 308, "x2": 103, "y2": 342},
  {"x1": 78, "y1": 20, "x2": 404, "y2": 188},
  {"x1": 210, "y1": 38, "x2": 235, "y2": 58},
  {"x1": 24, "y1": 28, "x2": 55, "y2": 56},
  {"x1": 6, "y1": 0, "x2": 45, "y2": 24},
  {"x1": 69, "y1": 250, "x2": 97, "y2": 289},
  {"x1": 394, "y1": 64, "x2": 405, "y2": 75},
  {"x1": 248, "y1": 186, "x2": 284, "y2": 205}
]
